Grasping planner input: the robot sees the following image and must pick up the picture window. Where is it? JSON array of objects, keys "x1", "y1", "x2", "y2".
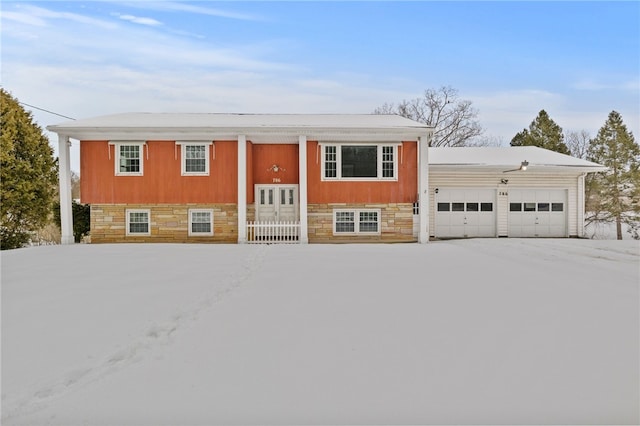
[{"x1": 323, "y1": 144, "x2": 397, "y2": 180}]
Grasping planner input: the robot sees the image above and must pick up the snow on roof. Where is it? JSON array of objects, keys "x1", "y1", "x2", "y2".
[
  {"x1": 47, "y1": 113, "x2": 432, "y2": 142},
  {"x1": 48, "y1": 113, "x2": 430, "y2": 130},
  {"x1": 430, "y1": 146, "x2": 605, "y2": 169}
]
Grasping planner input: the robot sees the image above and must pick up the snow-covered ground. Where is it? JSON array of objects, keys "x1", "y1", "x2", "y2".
[{"x1": 2, "y1": 240, "x2": 639, "y2": 425}]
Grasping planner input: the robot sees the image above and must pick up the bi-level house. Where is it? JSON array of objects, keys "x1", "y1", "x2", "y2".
[{"x1": 47, "y1": 113, "x2": 605, "y2": 244}]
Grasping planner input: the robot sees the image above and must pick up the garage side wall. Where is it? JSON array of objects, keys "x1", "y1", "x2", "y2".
[{"x1": 429, "y1": 171, "x2": 581, "y2": 237}]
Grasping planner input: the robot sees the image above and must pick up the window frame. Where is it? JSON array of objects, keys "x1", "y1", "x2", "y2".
[
  {"x1": 126, "y1": 209, "x2": 151, "y2": 236},
  {"x1": 188, "y1": 209, "x2": 214, "y2": 236},
  {"x1": 333, "y1": 209, "x2": 381, "y2": 235},
  {"x1": 112, "y1": 141, "x2": 145, "y2": 176},
  {"x1": 177, "y1": 141, "x2": 212, "y2": 176},
  {"x1": 321, "y1": 143, "x2": 399, "y2": 181}
]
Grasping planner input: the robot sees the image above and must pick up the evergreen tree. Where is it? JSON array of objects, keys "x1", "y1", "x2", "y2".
[
  {"x1": 1, "y1": 89, "x2": 59, "y2": 249},
  {"x1": 510, "y1": 110, "x2": 570, "y2": 155},
  {"x1": 587, "y1": 111, "x2": 640, "y2": 239}
]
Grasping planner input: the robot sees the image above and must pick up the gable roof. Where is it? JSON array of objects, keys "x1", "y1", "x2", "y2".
[
  {"x1": 47, "y1": 113, "x2": 433, "y2": 142},
  {"x1": 430, "y1": 146, "x2": 606, "y2": 171}
]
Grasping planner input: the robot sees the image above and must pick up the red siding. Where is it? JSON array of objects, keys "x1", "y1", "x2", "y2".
[
  {"x1": 307, "y1": 141, "x2": 418, "y2": 204},
  {"x1": 80, "y1": 140, "x2": 238, "y2": 204},
  {"x1": 252, "y1": 144, "x2": 299, "y2": 185}
]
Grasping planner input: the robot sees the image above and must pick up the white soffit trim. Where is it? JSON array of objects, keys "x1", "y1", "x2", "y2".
[{"x1": 46, "y1": 113, "x2": 432, "y2": 142}]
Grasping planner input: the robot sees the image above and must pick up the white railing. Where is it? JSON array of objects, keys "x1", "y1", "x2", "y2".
[{"x1": 246, "y1": 221, "x2": 300, "y2": 243}]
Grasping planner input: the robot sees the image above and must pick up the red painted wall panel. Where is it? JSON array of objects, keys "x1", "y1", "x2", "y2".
[
  {"x1": 80, "y1": 140, "x2": 238, "y2": 204},
  {"x1": 252, "y1": 144, "x2": 299, "y2": 185}
]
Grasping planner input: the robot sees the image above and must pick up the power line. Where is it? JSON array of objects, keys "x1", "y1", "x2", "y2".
[{"x1": 19, "y1": 102, "x2": 76, "y2": 120}]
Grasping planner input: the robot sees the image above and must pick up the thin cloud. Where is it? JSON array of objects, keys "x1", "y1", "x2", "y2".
[
  {"x1": 572, "y1": 78, "x2": 640, "y2": 92},
  {"x1": 14, "y1": 4, "x2": 117, "y2": 29},
  {"x1": 1, "y1": 11, "x2": 47, "y2": 27},
  {"x1": 116, "y1": 13, "x2": 163, "y2": 27},
  {"x1": 116, "y1": 1, "x2": 263, "y2": 21}
]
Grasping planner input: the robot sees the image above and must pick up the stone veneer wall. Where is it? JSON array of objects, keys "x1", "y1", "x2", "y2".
[
  {"x1": 307, "y1": 203, "x2": 415, "y2": 243},
  {"x1": 90, "y1": 204, "x2": 238, "y2": 243}
]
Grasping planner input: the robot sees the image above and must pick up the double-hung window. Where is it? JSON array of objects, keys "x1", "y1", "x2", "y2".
[
  {"x1": 322, "y1": 144, "x2": 398, "y2": 180},
  {"x1": 113, "y1": 142, "x2": 145, "y2": 176},
  {"x1": 178, "y1": 142, "x2": 212, "y2": 176},
  {"x1": 126, "y1": 209, "x2": 150, "y2": 236},
  {"x1": 188, "y1": 209, "x2": 214, "y2": 236},
  {"x1": 333, "y1": 209, "x2": 381, "y2": 235}
]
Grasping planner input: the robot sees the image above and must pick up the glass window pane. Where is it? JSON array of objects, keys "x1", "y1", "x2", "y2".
[
  {"x1": 552, "y1": 203, "x2": 564, "y2": 212},
  {"x1": 281, "y1": 189, "x2": 285, "y2": 205},
  {"x1": 382, "y1": 146, "x2": 394, "y2": 178},
  {"x1": 185, "y1": 145, "x2": 206, "y2": 173},
  {"x1": 358, "y1": 211, "x2": 378, "y2": 233},
  {"x1": 437, "y1": 202, "x2": 450, "y2": 212},
  {"x1": 120, "y1": 145, "x2": 140, "y2": 173},
  {"x1": 335, "y1": 211, "x2": 355, "y2": 233},
  {"x1": 129, "y1": 211, "x2": 148, "y2": 234},
  {"x1": 341, "y1": 146, "x2": 377, "y2": 178},
  {"x1": 190, "y1": 211, "x2": 212, "y2": 234},
  {"x1": 538, "y1": 203, "x2": 550, "y2": 212},
  {"x1": 452, "y1": 202, "x2": 464, "y2": 212},
  {"x1": 481, "y1": 203, "x2": 493, "y2": 212},
  {"x1": 510, "y1": 203, "x2": 522, "y2": 212},
  {"x1": 325, "y1": 146, "x2": 337, "y2": 178},
  {"x1": 289, "y1": 189, "x2": 294, "y2": 205},
  {"x1": 524, "y1": 203, "x2": 536, "y2": 212},
  {"x1": 466, "y1": 202, "x2": 479, "y2": 212}
]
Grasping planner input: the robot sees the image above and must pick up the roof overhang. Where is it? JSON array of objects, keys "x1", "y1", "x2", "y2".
[
  {"x1": 46, "y1": 113, "x2": 433, "y2": 143},
  {"x1": 430, "y1": 164, "x2": 608, "y2": 173}
]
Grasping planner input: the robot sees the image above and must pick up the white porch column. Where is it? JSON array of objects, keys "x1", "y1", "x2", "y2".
[
  {"x1": 577, "y1": 173, "x2": 586, "y2": 238},
  {"x1": 418, "y1": 134, "x2": 431, "y2": 243},
  {"x1": 298, "y1": 135, "x2": 309, "y2": 244},
  {"x1": 58, "y1": 134, "x2": 74, "y2": 244},
  {"x1": 237, "y1": 135, "x2": 247, "y2": 243}
]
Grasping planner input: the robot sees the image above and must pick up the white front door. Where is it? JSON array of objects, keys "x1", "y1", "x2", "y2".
[{"x1": 255, "y1": 185, "x2": 299, "y2": 222}]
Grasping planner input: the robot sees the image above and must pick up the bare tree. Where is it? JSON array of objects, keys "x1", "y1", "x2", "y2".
[
  {"x1": 565, "y1": 130, "x2": 591, "y2": 159},
  {"x1": 374, "y1": 86, "x2": 483, "y2": 147}
]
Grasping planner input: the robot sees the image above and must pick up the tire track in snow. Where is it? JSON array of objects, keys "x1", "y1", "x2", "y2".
[{"x1": 2, "y1": 245, "x2": 270, "y2": 424}]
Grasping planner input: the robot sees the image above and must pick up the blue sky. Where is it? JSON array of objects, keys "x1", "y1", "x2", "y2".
[{"x1": 1, "y1": 1, "x2": 638, "y2": 171}]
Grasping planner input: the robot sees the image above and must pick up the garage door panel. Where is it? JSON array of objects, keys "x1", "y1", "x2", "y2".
[
  {"x1": 509, "y1": 189, "x2": 567, "y2": 237},
  {"x1": 435, "y1": 189, "x2": 496, "y2": 238}
]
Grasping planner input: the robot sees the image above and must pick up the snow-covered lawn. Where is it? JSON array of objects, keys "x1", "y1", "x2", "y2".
[{"x1": 2, "y1": 240, "x2": 639, "y2": 425}]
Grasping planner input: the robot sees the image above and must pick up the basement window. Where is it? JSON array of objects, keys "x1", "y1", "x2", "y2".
[
  {"x1": 333, "y1": 209, "x2": 381, "y2": 235},
  {"x1": 126, "y1": 209, "x2": 150, "y2": 236},
  {"x1": 189, "y1": 209, "x2": 214, "y2": 236}
]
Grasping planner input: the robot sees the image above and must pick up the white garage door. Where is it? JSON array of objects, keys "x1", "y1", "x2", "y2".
[
  {"x1": 435, "y1": 189, "x2": 496, "y2": 238},
  {"x1": 509, "y1": 189, "x2": 567, "y2": 237}
]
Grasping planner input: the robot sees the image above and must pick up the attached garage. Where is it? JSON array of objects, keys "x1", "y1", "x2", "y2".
[
  {"x1": 434, "y1": 188, "x2": 496, "y2": 238},
  {"x1": 508, "y1": 189, "x2": 567, "y2": 237},
  {"x1": 427, "y1": 147, "x2": 607, "y2": 239}
]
